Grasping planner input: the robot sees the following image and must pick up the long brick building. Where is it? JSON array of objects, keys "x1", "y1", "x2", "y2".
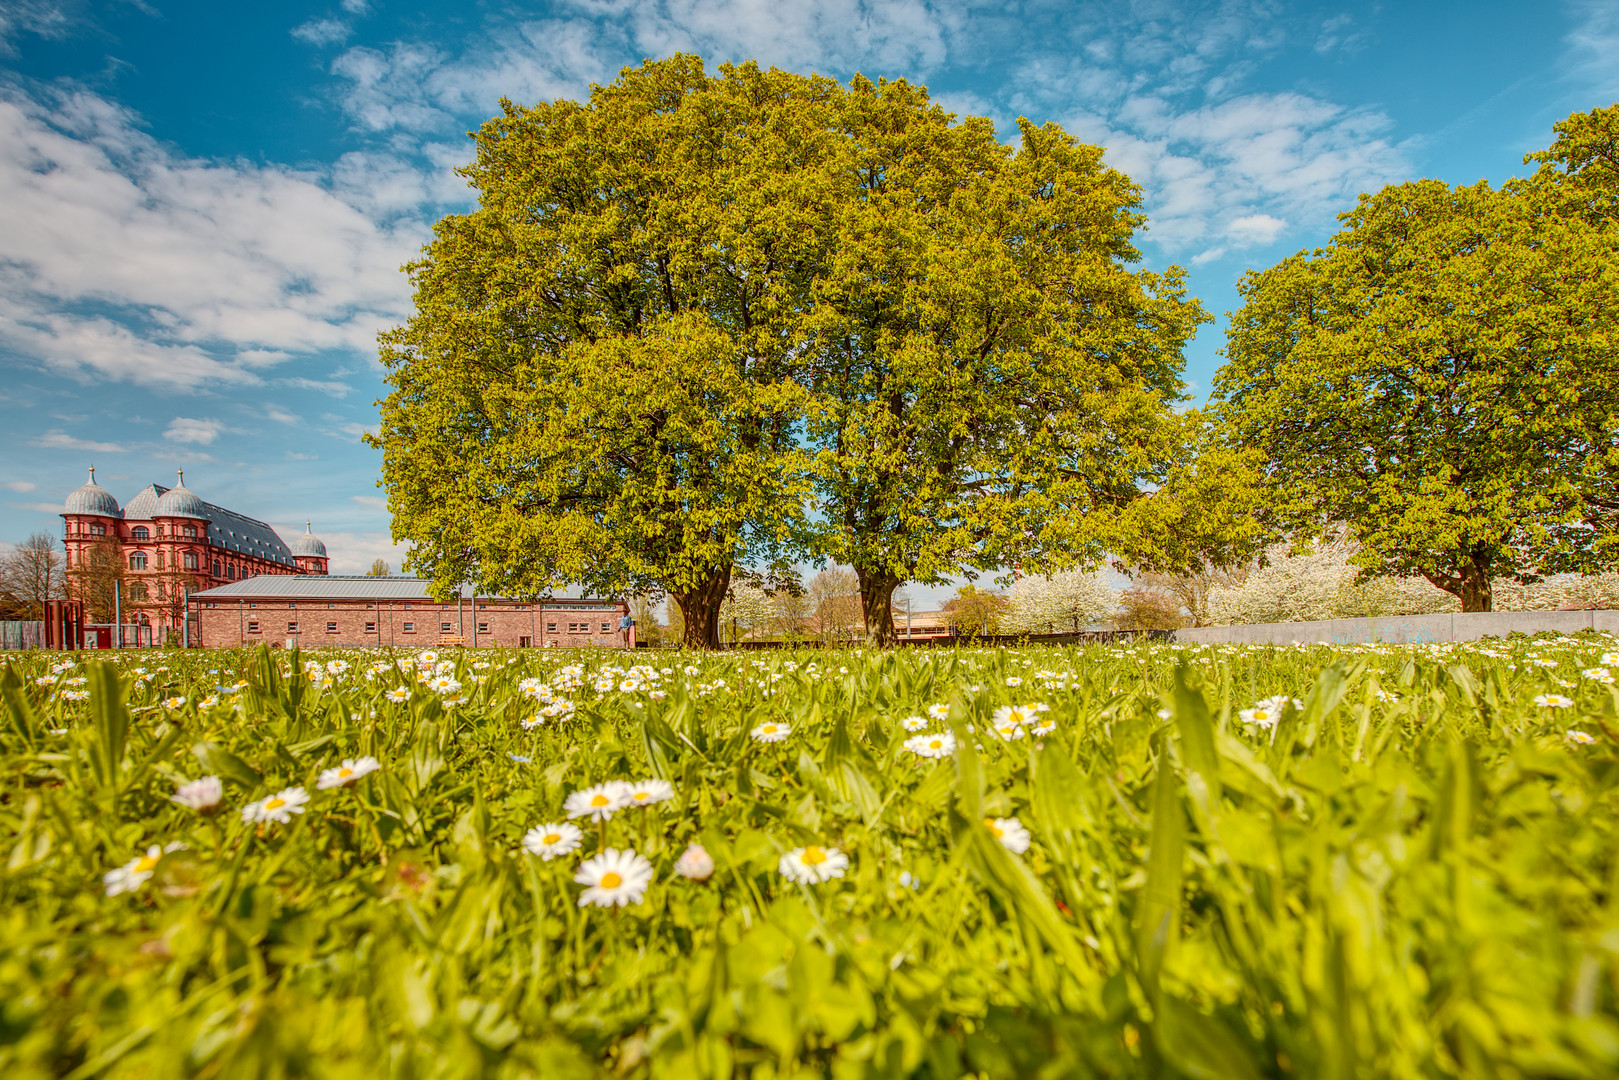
[
  {"x1": 188, "y1": 576, "x2": 631, "y2": 649},
  {"x1": 61, "y1": 468, "x2": 328, "y2": 644}
]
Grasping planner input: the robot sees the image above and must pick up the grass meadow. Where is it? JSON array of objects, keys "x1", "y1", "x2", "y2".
[{"x1": 3, "y1": 635, "x2": 1619, "y2": 1078}]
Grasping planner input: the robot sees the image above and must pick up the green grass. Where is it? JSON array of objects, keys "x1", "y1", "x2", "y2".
[{"x1": 3, "y1": 636, "x2": 1619, "y2": 1078}]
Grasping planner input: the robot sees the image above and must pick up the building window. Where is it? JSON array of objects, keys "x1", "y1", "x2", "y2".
[
  {"x1": 131, "y1": 525, "x2": 149, "y2": 540},
  {"x1": 601, "y1": 623, "x2": 610, "y2": 633},
  {"x1": 403, "y1": 622, "x2": 415, "y2": 633},
  {"x1": 404, "y1": 603, "x2": 412, "y2": 609},
  {"x1": 288, "y1": 603, "x2": 296, "y2": 609},
  {"x1": 568, "y1": 622, "x2": 579, "y2": 633},
  {"x1": 441, "y1": 622, "x2": 452, "y2": 632},
  {"x1": 478, "y1": 622, "x2": 489, "y2": 634},
  {"x1": 365, "y1": 621, "x2": 376, "y2": 633},
  {"x1": 212, "y1": 559, "x2": 221, "y2": 576},
  {"x1": 248, "y1": 602, "x2": 256, "y2": 608},
  {"x1": 183, "y1": 552, "x2": 199, "y2": 570},
  {"x1": 228, "y1": 565, "x2": 237, "y2": 579},
  {"x1": 183, "y1": 526, "x2": 197, "y2": 538},
  {"x1": 89, "y1": 522, "x2": 106, "y2": 536},
  {"x1": 128, "y1": 583, "x2": 148, "y2": 601},
  {"x1": 248, "y1": 620, "x2": 260, "y2": 634},
  {"x1": 327, "y1": 621, "x2": 338, "y2": 633},
  {"x1": 129, "y1": 553, "x2": 147, "y2": 570},
  {"x1": 288, "y1": 621, "x2": 298, "y2": 633},
  {"x1": 547, "y1": 623, "x2": 557, "y2": 632},
  {"x1": 156, "y1": 551, "x2": 166, "y2": 570},
  {"x1": 328, "y1": 603, "x2": 335, "y2": 609}
]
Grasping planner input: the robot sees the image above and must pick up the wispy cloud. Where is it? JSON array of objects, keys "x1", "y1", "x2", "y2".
[
  {"x1": 265, "y1": 405, "x2": 300, "y2": 424},
  {"x1": 278, "y1": 376, "x2": 353, "y2": 397},
  {"x1": 0, "y1": 480, "x2": 37, "y2": 492},
  {"x1": 351, "y1": 494, "x2": 388, "y2": 509},
  {"x1": 163, "y1": 416, "x2": 225, "y2": 445},
  {"x1": 34, "y1": 429, "x2": 122, "y2": 453},
  {"x1": 292, "y1": 18, "x2": 350, "y2": 48}
]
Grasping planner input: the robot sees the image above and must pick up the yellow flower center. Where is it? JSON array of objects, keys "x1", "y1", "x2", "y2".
[
  {"x1": 337, "y1": 768, "x2": 353, "y2": 778},
  {"x1": 763, "y1": 725, "x2": 777, "y2": 734},
  {"x1": 600, "y1": 872, "x2": 623, "y2": 889},
  {"x1": 265, "y1": 798, "x2": 285, "y2": 811},
  {"x1": 1010, "y1": 711, "x2": 1024, "y2": 723},
  {"x1": 542, "y1": 833, "x2": 561, "y2": 845},
  {"x1": 633, "y1": 792, "x2": 649, "y2": 801},
  {"x1": 1254, "y1": 710, "x2": 1270, "y2": 721},
  {"x1": 984, "y1": 819, "x2": 1003, "y2": 838},
  {"x1": 135, "y1": 854, "x2": 160, "y2": 873},
  {"x1": 801, "y1": 846, "x2": 827, "y2": 866},
  {"x1": 590, "y1": 794, "x2": 610, "y2": 807},
  {"x1": 929, "y1": 739, "x2": 943, "y2": 749}
]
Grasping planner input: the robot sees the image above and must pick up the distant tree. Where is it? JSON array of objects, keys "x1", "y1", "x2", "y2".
[
  {"x1": 1003, "y1": 569, "x2": 1115, "y2": 634},
  {"x1": 0, "y1": 533, "x2": 63, "y2": 621},
  {"x1": 65, "y1": 538, "x2": 126, "y2": 623},
  {"x1": 629, "y1": 594, "x2": 665, "y2": 645},
  {"x1": 941, "y1": 585, "x2": 1008, "y2": 638},
  {"x1": 1217, "y1": 135, "x2": 1619, "y2": 611},
  {"x1": 1127, "y1": 564, "x2": 1248, "y2": 628},
  {"x1": 719, "y1": 584, "x2": 775, "y2": 645},
  {"x1": 1205, "y1": 539, "x2": 1457, "y2": 626},
  {"x1": 367, "y1": 559, "x2": 391, "y2": 577},
  {"x1": 1115, "y1": 587, "x2": 1186, "y2": 632},
  {"x1": 807, "y1": 568, "x2": 863, "y2": 642}
]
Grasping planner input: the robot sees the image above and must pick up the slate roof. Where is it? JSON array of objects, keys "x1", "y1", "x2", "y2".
[{"x1": 121, "y1": 483, "x2": 299, "y2": 568}]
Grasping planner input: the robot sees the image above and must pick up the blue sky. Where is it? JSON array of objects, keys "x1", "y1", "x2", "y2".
[{"x1": 1, "y1": 0, "x2": 1616, "y2": 584}]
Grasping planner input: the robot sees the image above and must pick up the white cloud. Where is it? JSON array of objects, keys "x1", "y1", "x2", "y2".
[
  {"x1": 265, "y1": 405, "x2": 300, "y2": 425},
  {"x1": 288, "y1": 528, "x2": 409, "y2": 575},
  {"x1": 0, "y1": 480, "x2": 37, "y2": 492},
  {"x1": 292, "y1": 18, "x2": 350, "y2": 47},
  {"x1": 1226, "y1": 212, "x2": 1287, "y2": 245},
  {"x1": 278, "y1": 376, "x2": 353, "y2": 397},
  {"x1": 9, "y1": 500, "x2": 67, "y2": 514},
  {"x1": 1565, "y1": 0, "x2": 1619, "y2": 97},
  {"x1": 351, "y1": 494, "x2": 388, "y2": 509},
  {"x1": 0, "y1": 87, "x2": 422, "y2": 390},
  {"x1": 164, "y1": 417, "x2": 225, "y2": 445},
  {"x1": 34, "y1": 429, "x2": 122, "y2": 453}
]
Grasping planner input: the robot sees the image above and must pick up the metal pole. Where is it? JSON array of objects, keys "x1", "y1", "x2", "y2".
[
  {"x1": 182, "y1": 589, "x2": 190, "y2": 649},
  {"x1": 113, "y1": 580, "x2": 121, "y2": 650},
  {"x1": 457, "y1": 590, "x2": 463, "y2": 639}
]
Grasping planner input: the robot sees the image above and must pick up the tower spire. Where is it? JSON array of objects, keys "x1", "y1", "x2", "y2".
[
  {"x1": 176, "y1": 469, "x2": 185, "y2": 488},
  {"x1": 88, "y1": 464, "x2": 96, "y2": 484}
]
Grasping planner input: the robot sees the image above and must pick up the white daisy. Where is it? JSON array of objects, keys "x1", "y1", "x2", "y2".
[
  {"x1": 161, "y1": 696, "x2": 187, "y2": 710},
  {"x1": 990, "y1": 704, "x2": 1035, "y2": 728},
  {"x1": 1567, "y1": 729, "x2": 1597, "y2": 745},
  {"x1": 990, "y1": 720, "x2": 1026, "y2": 742},
  {"x1": 242, "y1": 786, "x2": 310, "y2": 825},
  {"x1": 1582, "y1": 668, "x2": 1614, "y2": 684},
  {"x1": 900, "y1": 715, "x2": 928, "y2": 732},
  {"x1": 1004, "y1": 677, "x2": 1023, "y2": 687},
  {"x1": 751, "y1": 721, "x2": 790, "y2": 743},
  {"x1": 316, "y1": 757, "x2": 381, "y2": 790},
  {"x1": 1533, "y1": 693, "x2": 1575, "y2": 709},
  {"x1": 675, "y1": 843, "x2": 714, "y2": 881},
  {"x1": 904, "y1": 731, "x2": 957, "y2": 758},
  {"x1": 565, "y1": 781, "x2": 632, "y2": 821},
  {"x1": 171, "y1": 776, "x2": 223, "y2": 814},
  {"x1": 386, "y1": 687, "x2": 411, "y2": 703},
  {"x1": 574, "y1": 848, "x2": 655, "y2": 907},
  {"x1": 104, "y1": 842, "x2": 187, "y2": 896},
  {"x1": 926, "y1": 703, "x2": 949, "y2": 721},
  {"x1": 623, "y1": 778, "x2": 675, "y2": 807},
  {"x1": 779, "y1": 844, "x2": 849, "y2": 885},
  {"x1": 522, "y1": 822, "x2": 583, "y2": 860},
  {"x1": 986, "y1": 817, "x2": 1031, "y2": 854}
]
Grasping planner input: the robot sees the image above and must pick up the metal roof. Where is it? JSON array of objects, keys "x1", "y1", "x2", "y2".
[
  {"x1": 121, "y1": 483, "x2": 299, "y2": 567},
  {"x1": 192, "y1": 575, "x2": 625, "y2": 606}
]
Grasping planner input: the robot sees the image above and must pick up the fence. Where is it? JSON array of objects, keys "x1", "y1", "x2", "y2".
[
  {"x1": 0, "y1": 621, "x2": 45, "y2": 650},
  {"x1": 1173, "y1": 609, "x2": 1619, "y2": 646}
]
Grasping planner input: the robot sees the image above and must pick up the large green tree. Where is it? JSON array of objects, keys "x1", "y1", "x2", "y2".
[
  {"x1": 1215, "y1": 122, "x2": 1619, "y2": 611},
  {"x1": 803, "y1": 78, "x2": 1206, "y2": 644},
  {"x1": 373, "y1": 57, "x2": 826, "y2": 646}
]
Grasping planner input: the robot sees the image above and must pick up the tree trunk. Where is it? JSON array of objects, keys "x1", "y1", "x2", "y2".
[
  {"x1": 671, "y1": 567, "x2": 731, "y2": 649},
  {"x1": 856, "y1": 567, "x2": 901, "y2": 647},
  {"x1": 1458, "y1": 559, "x2": 1493, "y2": 613}
]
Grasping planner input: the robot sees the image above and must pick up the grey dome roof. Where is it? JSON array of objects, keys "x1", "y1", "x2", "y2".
[
  {"x1": 123, "y1": 484, "x2": 161, "y2": 520},
  {"x1": 63, "y1": 467, "x2": 121, "y2": 517},
  {"x1": 154, "y1": 473, "x2": 209, "y2": 519},
  {"x1": 290, "y1": 522, "x2": 327, "y2": 558}
]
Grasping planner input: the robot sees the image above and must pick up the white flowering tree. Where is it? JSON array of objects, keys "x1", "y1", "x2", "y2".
[
  {"x1": 718, "y1": 584, "x2": 776, "y2": 643},
  {"x1": 1002, "y1": 569, "x2": 1116, "y2": 635},
  {"x1": 1207, "y1": 540, "x2": 1458, "y2": 625}
]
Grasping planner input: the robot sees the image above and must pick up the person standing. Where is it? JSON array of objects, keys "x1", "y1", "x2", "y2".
[{"x1": 618, "y1": 610, "x2": 635, "y2": 648}]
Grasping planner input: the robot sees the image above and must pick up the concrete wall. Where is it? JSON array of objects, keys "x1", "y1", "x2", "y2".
[{"x1": 1175, "y1": 610, "x2": 1619, "y2": 646}]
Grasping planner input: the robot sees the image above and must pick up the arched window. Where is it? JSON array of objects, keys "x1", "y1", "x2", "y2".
[
  {"x1": 212, "y1": 559, "x2": 222, "y2": 577},
  {"x1": 129, "y1": 553, "x2": 147, "y2": 571},
  {"x1": 128, "y1": 582, "x2": 148, "y2": 601},
  {"x1": 131, "y1": 526, "x2": 149, "y2": 540},
  {"x1": 228, "y1": 564, "x2": 237, "y2": 580}
]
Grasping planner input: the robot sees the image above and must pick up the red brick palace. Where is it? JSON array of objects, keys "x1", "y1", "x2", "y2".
[{"x1": 61, "y1": 468, "x2": 328, "y2": 643}]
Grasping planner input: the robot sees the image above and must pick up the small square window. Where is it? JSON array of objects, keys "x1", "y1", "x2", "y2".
[
  {"x1": 441, "y1": 622, "x2": 452, "y2": 632},
  {"x1": 546, "y1": 623, "x2": 557, "y2": 632},
  {"x1": 288, "y1": 621, "x2": 298, "y2": 633},
  {"x1": 403, "y1": 622, "x2": 415, "y2": 632},
  {"x1": 478, "y1": 622, "x2": 489, "y2": 633},
  {"x1": 365, "y1": 621, "x2": 376, "y2": 633},
  {"x1": 601, "y1": 623, "x2": 610, "y2": 633},
  {"x1": 404, "y1": 603, "x2": 412, "y2": 609},
  {"x1": 326, "y1": 621, "x2": 338, "y2": 633},
  {"x1": 248, "y1": 620, "x2": 260, "y2": 633},
  {"x1": 328, "y1": 602, "x2": 336, "y2": 609},
  {"x1": 248, "y1": 602, "x2": 256, "y2": 609}
]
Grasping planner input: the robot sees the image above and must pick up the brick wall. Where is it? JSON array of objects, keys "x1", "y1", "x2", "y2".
[{"x1": 195, "y1": 598, "x2": 631, "y2": 649}]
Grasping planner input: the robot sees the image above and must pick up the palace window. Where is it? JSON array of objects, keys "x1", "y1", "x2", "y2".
[
  {"x1": 89, "y1": 523, "x2": 105, "y2": 536},
  {"x1": 183, "y1": 526, "x2": 197, "y2": 538},
  {"x1": 228, "y1": 565, "x2": 237, "y2": 579},
  {"x1": 128, "y1": 583, "x2": 148, "y2": 601},
  {"x1": 129, "y1": 553, "x2": 147, "y2": 570},
  {"x1": 212, "y1": 559, "x2": 221, "y2": 576},
  {"x1": 156, "y1": 552, "x2": 166, "y2": 570},
  {"x1": 131, "y1": 526, "x2": 149, "y2": 540},
  {"x1": 183, "y1": 553, "x2": 199, "y2": 570}
]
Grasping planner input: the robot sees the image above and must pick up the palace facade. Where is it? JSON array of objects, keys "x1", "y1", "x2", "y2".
[{"x1": 61, "y1": 468, "x2": 328, "y2": 643}]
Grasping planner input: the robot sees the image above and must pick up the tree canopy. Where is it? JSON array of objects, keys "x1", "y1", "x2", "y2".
[{"x1": 1214, "y1": 125, "x2": 1619, "y2": 611}]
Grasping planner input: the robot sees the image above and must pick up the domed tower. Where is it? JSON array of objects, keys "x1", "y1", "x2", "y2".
[
  {"x1": 61, "y1": 465, "x2": 122, "y2": 560},
  {"x1": 291, "y1": 522, "x2": 329, "y2": 575}
]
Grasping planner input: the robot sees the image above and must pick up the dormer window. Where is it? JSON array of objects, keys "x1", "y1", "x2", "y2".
[{"x1": 131, "y1": 526, "x2": 149, "y2": 540}]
